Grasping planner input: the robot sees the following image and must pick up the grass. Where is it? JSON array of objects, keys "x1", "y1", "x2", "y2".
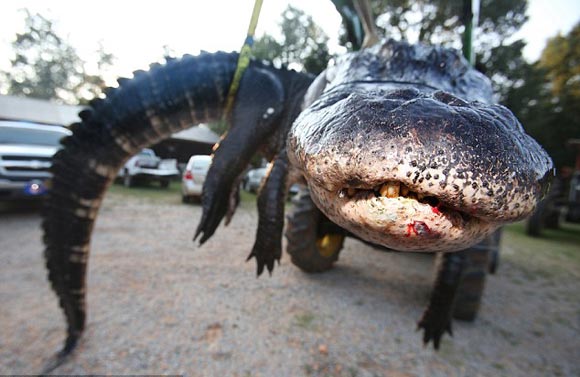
[
  {"x1": 293, "y1": 311, "x2": 318, "y2": 330},
  {"x1": 501, "y1": 221, "x2": 580, "y2": 278},
  {"x1": 108, "y1": 180, "x2": 182, "y2": 202},
  {"x1": 107, "y1": 179, "x2": 259, "y2": 206}
]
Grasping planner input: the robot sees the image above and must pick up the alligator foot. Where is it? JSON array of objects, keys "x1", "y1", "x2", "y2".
[
  {"x1": 419, "y1": 251, "x2": 466, "y2": 349},
  {"x1": 195, "y1": 182, "x2": 236, "y2": 245},
  {"x1": 246, "y1": 241, "x2": 280, "y2": 276},
  {"x1": 417, "y1": 307, "x2": 453, "y2": 349},
  {"x1": 246, "y1": 152, "x2": 289, "y2": 276}
]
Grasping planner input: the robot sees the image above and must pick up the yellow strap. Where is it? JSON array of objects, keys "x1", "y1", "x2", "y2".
[{"x1": 224, "y1": 0, "x2": 264, "y2": 119}]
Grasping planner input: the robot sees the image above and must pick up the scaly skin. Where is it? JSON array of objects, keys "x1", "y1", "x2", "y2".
[
  {"x1": 285, "y1": 40, "x2": 551, "y2": 349},
  {"x1": 284, "y1": 40, "x2": 552, "y2": 349},
  {"x1": 42, "y1": 40, "x2": 552, "y2": 365},
  {"x1": 43, "y1": 53, "x2": 312, "y2": 365},
  {"x1": 288, "y1": 40, "x2": 553, "y2": 252}
]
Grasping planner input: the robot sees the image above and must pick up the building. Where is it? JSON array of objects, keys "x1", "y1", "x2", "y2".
[{"x1": 0, "y1": 95, "x2": 219, "y2": 163}]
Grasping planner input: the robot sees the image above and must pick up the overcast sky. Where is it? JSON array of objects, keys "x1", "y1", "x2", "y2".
[{"x1": 0, "y1": 0, "x2": 578, "y2": 80}]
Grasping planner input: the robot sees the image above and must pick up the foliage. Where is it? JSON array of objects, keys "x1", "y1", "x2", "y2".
[
  {"x1": 206, "y1": 119, "x2": 229, "y2": 136},
  {"x1": 252, "y1": 6, "x2": 331, "y2": 75},
  {"x1": 362, "y1": 0, "x2": 529, "y2": 99},
  {"x1": 1, "y1": 10, "x2": 113, "y2": 104},
  {"x1": 503, "y1": 23, "x2": 580, "y2": 169},
  {"x1": 538, "y1": 23, "x2": 580, "y2": 100},
  {"x1": 369, "y1": 0, "x2": 527, "y2": 46}
]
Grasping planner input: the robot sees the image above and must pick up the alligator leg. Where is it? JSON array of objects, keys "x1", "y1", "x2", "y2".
[
  {"x1": 246, "y1": 150, "x2": 290, "y2": 275},
  {"x1": 194, "y1": 67, "x2": 285, "y2": 244},
  {"x1": 417, "y1": 250, "x2": 467, "y2": 349}
]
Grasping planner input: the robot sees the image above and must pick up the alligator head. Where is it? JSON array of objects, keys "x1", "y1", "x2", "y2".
[{"x1": 288, "y1": 40, "x2": 553, "y2": 252}]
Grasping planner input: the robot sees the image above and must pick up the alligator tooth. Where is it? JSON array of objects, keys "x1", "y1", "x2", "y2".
[
  {"x1": 400, "y1": 184, "x2": 409, "y2": 197},
  {"x1": 379, "y1": 182, "x2": 400, "y2": 198}
]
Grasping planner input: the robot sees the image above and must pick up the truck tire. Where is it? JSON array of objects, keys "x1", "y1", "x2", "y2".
[
  {"x1": 526, "y1": 199, "x2": 546, "y2": 236},
  {"x1": 123, "y1": 170, "x2": 134, "y2": 188},
  {"x1": 285, "y1": 189, "x2": 345, "y2": 272},
  {"x1": 452, "y1": 229, "x2": 501, "y2": 321}
]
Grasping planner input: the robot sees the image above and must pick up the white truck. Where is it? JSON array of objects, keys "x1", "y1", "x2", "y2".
[
  {"x1": 118, "y1": 148, "x2": 179, "y2": 188},
  {"x1": 0, "y1": 120, "x2": 71, "y2": 200}
]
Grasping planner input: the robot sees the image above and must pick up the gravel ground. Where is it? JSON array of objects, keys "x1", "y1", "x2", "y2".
[{"x1": 1, "y1": 191, "x2": 579, "y2": 376}]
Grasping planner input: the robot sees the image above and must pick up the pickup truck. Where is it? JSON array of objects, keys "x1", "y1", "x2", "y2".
[
  {"x1": 118, "y1": 148, "x2": 179, "y2": 188},
  {"x1": 0, "y1": 120, "x2": 71, "y2": 200}
]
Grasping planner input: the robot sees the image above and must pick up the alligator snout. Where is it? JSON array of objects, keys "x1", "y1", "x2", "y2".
[{"x1": 288, "y1": 86, "x2": 553, "y2": 252}]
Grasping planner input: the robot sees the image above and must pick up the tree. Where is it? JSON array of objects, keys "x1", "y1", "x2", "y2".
[
  {"x1": 252, "y1": 6, "x2": 331, "y2": 74},
  {"x1": 503, "y1": 23, "x2": 580, "y2": 169},
  {"x1": 340, "y1": 0, "x2": 528, "y2": 100},
  {"x1": 538, "y1": 22, "x2": 580, "y2": 100},
  {"x1": 1, "y1": 10, "x2": 113, "y2": 104},
  {"x1": 368, "y1": 0, "x2": 527, "y2": 47}
]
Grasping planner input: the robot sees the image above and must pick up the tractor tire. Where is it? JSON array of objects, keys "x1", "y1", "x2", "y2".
[
  {"x1": 452, "y1": 229, "x2": 501, "y2": 321},
  {"x1": 285, "y1": 189, "x2": 345, "y2": 273},
  {"x1": 526, "y1": 199, "x2": 547, "y2": 236}
]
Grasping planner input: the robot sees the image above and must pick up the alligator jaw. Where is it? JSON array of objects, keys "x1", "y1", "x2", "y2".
[{"x1": 308, "y1": 180, "x2": 499, "y2": 252}]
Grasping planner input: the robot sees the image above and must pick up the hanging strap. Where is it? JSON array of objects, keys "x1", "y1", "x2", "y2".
[{"x1": 224, "y1": 0, "x2": 264, "y2": 119}]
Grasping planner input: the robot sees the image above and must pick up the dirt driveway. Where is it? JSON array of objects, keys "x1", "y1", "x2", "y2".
[{"x1": 1, "y1": 191, "x2": 579, "y2": 376}]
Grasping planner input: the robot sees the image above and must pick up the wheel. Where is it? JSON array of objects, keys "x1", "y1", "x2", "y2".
[
  {"x1": 526, "y1": 199, "x2": 546, "y2": 236},
  {"x1": 544, "y1": 207, "x2": 561, "y2": 229},
  {"x1": 487, "y1": 229, "x2": 502, "y2": 274},
  {"x1": 285, "y1": 188, "x2": 345, "y2": 272},
  {"x1": 123, "y1": 170, "x2": 134, "y2": 187},
  {"x1": 452, "y1": 229, "x2": 501, "y2": 321},
  {"x1": 160, "y1": 179, "x2": 170, "y2": 188}
]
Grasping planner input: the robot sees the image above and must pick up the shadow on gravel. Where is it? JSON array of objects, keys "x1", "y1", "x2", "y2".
[
  {"x1": 0, "y1": 199, "x2": 44, "y2": 215},
  {"x1": 293, "y1": 251, "x2": 435, "y2": 308}
]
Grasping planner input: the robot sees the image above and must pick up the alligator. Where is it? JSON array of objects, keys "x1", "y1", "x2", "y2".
[{"x1": 42, "y1": 39, "x2": 552, "y2": 365}]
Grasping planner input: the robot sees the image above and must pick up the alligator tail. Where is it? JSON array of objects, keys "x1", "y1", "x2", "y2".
[{"x1": 42, "y1": 51, "x2": 241, "y2": 358}]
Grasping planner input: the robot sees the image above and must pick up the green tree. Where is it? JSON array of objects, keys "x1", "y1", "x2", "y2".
[
  {"x1": 340, "y1": 0, "x2": 528, "y2": 99},
  {"x1": 252, "y1": 6, "x2": 331, "y2": 74},
  {"x1": 1, "y1": 10, "x2": 113, "y2": 104},
  {"x1": 538, "y1": 22, "x2": 580, "y2": 99},
  {"x1": 368, "y1": 0, "x2": 527, "y2": 47},
  {"x1": 503, "y1": 23, "x2": 580, "y2": 168}
]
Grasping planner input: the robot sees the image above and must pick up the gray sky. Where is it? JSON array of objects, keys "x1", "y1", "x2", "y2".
[{"x1": 0, "y1": 0, "x2": 578, "y2": 81}]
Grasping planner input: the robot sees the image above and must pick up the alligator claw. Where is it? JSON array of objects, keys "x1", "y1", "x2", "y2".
[
  {"x1": 194, "y1": 184, "x2": 232, "y2": 245},
  {"x1": 417, "y1": 310, "x2": 453, "y2": 350},
  {"x1": 417, "y1": 251, "x2": 465, "y2": 349},
  {"x1": 246, "y1": 245, "x2": 280, "y2": 276},
  {"x1": 247, "y1": 153, "x2": 288, "y2": 276}
]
